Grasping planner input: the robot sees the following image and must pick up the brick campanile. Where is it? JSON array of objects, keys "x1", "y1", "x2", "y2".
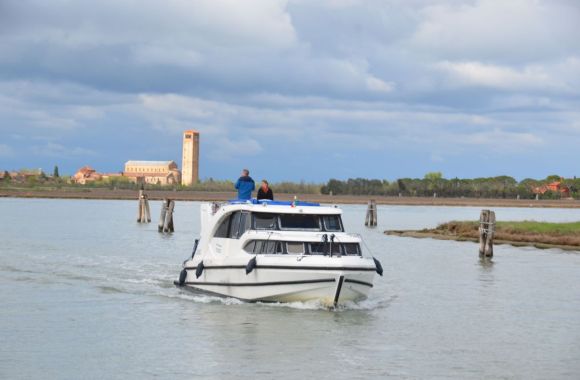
[{"x1": 181, "y1": 130, "x2": 199, "y2": 186}]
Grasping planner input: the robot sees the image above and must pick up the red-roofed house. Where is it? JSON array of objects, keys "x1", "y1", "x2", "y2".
[
  {"x1": 72, "y1": 166, "x2": 102, "y2": 184},
  {"x1": 533, "y1": 181, "x2": 570, "y2": 198}
]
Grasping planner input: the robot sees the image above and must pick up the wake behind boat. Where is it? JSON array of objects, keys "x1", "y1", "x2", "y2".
[{"x1": 175, "y1": 199, "x2": 383, "y2": 306}]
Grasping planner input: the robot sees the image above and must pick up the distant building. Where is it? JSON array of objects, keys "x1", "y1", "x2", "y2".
[
  {"x1": 181, "y1": 130, "x2": 199, "y2": 186},
  {"x1": 533, "y1": 181, "x2": 571, "y2": 198},
  {"x1": 73, "y1": 166, "x2": 102, "y2": 184},
  {"x1": 123, "y1": 160, "x2": 180, "y2": 185}
]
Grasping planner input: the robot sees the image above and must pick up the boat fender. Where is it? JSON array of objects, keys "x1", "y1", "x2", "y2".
[
  {"x1": 245, "y1": 257, "x2": 257, "y2": 275},
  {"x1": 196, "y1": 261, "x2": 205, "y2": 279},
  {"x1": 373, "y1": 257, "x2": 384, "y2": 276},
  {"x1": 178, "y1": 268, "x2": 187, "y2": 285}
]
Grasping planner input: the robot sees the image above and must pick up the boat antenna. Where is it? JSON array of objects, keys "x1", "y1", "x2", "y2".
[
  {"x1": 329, "y1": 234, "x2": 336, "y2": 257},
  {"x1": 359, "y1": 234, "x2": 375, "y2": 257},
  {"x1": 261, "y1": 231, "x2": 274, "y2": 254}
]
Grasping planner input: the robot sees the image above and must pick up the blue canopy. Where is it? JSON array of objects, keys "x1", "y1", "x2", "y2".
[{"x1": 228, "y1": 199, "x2": 320, "y2": 207}]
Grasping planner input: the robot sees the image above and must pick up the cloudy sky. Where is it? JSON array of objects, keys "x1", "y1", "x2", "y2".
[{"x1": 1, "y1": 0, "x2": 579, "y2": 181}]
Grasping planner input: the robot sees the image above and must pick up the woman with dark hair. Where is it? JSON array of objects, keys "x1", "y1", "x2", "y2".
[{"x1": 257, "y1": 179, "x2": 274, "y2": 200}]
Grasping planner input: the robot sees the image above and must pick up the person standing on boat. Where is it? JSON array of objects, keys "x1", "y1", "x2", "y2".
[
  {"x1": 257, "y1": 180, "x2": 274, "y2": 201},
  {"x1": 235, "y1": 169, "x2": 255, "y2": 200}
]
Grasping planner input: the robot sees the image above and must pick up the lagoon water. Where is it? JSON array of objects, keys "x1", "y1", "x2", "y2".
[{"x1": 1, "y1": 198, "x2": 580, "y2": 379}]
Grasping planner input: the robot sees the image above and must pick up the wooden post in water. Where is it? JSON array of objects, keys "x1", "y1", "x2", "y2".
[
  {"x1": 158, "y1": 199, "x2": 168, "y2": 232},
  {"x1": 479, "y1": 209, "x2": 495, "y2": 259},
  {"x1": 137, "y1": 190, "x2": 151, "y2": 223},
  {"x1": 160, "y1": 199, "x2": 175, "y2": 233},
  {"x1": 365, "y1": 200, "x2": 377, "y2": 227}
]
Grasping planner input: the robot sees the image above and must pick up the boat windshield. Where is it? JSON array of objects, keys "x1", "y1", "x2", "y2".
[
  {"x1": 279, "y1": 214, "x2": 320, "y2": 230},
  {"x1": 214, "y1": 211, "x2": 251, "y2": 239},
  {"x1": 253, "y1": 213, "x2": 278, "y2": 230},
  {"x1": 322, "y1": 215, "x2": 342, "y2": 232},
  {"x1": 250, "y1": 213, "x2": 343, "y2": 232}
]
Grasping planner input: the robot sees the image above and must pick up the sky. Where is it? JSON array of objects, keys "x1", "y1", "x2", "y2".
[{"x1": 1, "y1": 0, "x2": 579, "y2": 182}]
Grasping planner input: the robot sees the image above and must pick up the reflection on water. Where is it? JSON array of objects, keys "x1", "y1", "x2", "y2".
[
  {"x1": 1, "y1": 198, "x2": 580, "y2": 379},
  {"x1": 478, "y1": 257, "x2": 495, "y2": 271}
]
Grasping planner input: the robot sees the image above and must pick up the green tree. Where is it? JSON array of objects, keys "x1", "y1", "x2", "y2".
[
  {"x1": 53, "y1": 165, "x2": 60, "y2": 178},
  {"x1": 545, "y1": 174, "x2": 561, "y2": 182},
  {"x1": 423, "y1": 172, "x2": 443, "y2": 195},
  {"x1": 424, "y1": 171, "x2": 443, "y2": 181},
  {"x1": 396, "y1": 179, "x2": 407, "y2": 194}
]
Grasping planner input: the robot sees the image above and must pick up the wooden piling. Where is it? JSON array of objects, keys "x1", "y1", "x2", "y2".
[
  {"x1": 158, "y1": 199, "x2": 168, "y2": 232},
  {"x1": 365, "y1": 200, "x2": 377, "y2": 227},
  {"x1": 479, "y1": 209, "x2": 495, "y2": 259},
  {"x1": 160, "y1": 199, "x2": 175, "y2": 233},
  {"x1": 137, "y1": 190, "x2": 151, "y2": 223}
]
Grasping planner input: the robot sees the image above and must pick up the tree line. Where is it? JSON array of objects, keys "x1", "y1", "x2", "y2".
[
  {"x1": 321, "y1": 172, "x2": 580, "y2": 199},
  {"x1": 3, "y1": 168, "x2": 579, "y2": 199}
]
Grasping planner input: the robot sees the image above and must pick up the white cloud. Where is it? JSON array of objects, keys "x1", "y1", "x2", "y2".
[
  {"x1": 435, "y1": 61, "x2": 564, "y2": 91},
  {"x1": 30, "y1": 142, "x2": 95, "y2": 157},
  {"x1": 209, "y1": 137, "x2": 263, "y2": 161},
  {"x1": 461, "y1": 128, "x2": 543, "y2": 148},
  {"x1": 1, "y1": 0, "x2": 579, "y2": 178},
  {"x1": 366, "y1": 76, "x2": 394, "y2": 93},
  {"x1": 412, "y1": 0, "x2": 580, "y2": 63}
]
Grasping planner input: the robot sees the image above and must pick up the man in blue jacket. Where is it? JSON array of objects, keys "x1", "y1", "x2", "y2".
[{"x1": 235, "y1": 169, "x2": 255, "y2": 200}]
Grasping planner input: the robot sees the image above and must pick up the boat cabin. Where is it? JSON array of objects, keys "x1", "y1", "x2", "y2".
[{"x1": 203, "y1": 200, "x2": 361, "y2": 257}]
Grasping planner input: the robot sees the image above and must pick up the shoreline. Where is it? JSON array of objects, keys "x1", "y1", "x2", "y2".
[
  {"x1": 386, "y1": 220, "x2": 580, "y2": 251},
  {"x1": 385, "y1": 230, "x2": 580, "y2": 251},
  {"x1": 1, "y1": 188, "x2": 580, "y2": 207}
]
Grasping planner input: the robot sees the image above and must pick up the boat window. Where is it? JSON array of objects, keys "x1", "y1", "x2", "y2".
[
  {"x1": 254, "y1": 240, "x2": 264, "y2": 254},
  {"x1": 275, "y1": 241, "x2": 284, "y2": 254},
  {"x1": 308, "y1": 242, "x2": 327, "y2": 255},
  {"x1": 253, "y1": 213, "x2": 278, "y2": 230},
  {"x1": 322, "y1": 215, "x2": 343, "y2": 232},
  {"x1": 214, "y1": 214, "x2": 231, "y2": 238},
  {"x1": 238, "y1": 211, "x2": 251, "y2": 238},
  {"x1": 243, "y1": 240, "x2": 256, "y2": 253},
  {"x1": 245, "y1": 240, "x2": 361, "y2": 256},
  {"x1": 243, "y1": 241, "x2": 286, "y2": 254},
  {"x1": 279, "y1": 214, "x2": 320, "y2": 230},
  {"x1": 343, "y1": 243, "x2": 361, "y2": 256},
  {"x1": 286, "y1": 242, "x2": 305, "y2": 255},
  {"x1": 228, "y1": 212, "x2": 241, "y2": 238},
  {"x1": 329, "y1": 242, "x2": 341, "y2": 255},
  {"x1": 262, "y1": 241, "x2": 278, "y2": 254},
  {"x1": 231, "y1": 212, "x2": 250, "y2": 239}
]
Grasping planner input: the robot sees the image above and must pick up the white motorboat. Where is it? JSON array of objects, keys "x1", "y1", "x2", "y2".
[{"x1": 175, "y1": 199, "x2": 382, "y2": 306}]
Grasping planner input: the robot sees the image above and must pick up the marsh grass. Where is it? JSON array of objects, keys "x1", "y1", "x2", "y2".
[{"x1": 426, "y1": 220, "x2": 580, "y2": 247}]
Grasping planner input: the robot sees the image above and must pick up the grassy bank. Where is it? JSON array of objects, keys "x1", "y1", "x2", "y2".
[{"x1": 386, "y1": 220, "x2": 580, "y2": 250}]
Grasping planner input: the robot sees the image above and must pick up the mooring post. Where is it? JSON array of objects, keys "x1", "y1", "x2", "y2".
[
  {"x1": 158, "y1": 199, "x2": 168, "y2": 232},
  {"x1": 162, "y1": 199, "x2": 175, "y2": 233},
  {"x1": 137, "y1": 190, "x2": 142, "y2": 222},
  {"x1": 479, "y1": 209, "x2": 495, "y2": 259},
  {"x1": 137, "y1": 189, "x2": 151, "y2": 223},
  {"x1": 144, "y1": 195, "x2": 151, "y2": 223},
  {"x1": 365, "y1": 199, "x2": 377, "y2": 227}
]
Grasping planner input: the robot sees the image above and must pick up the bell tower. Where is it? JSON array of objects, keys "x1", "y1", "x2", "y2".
[{"x1": 181, "y1": 130, "x2": 199, "y2": 186}]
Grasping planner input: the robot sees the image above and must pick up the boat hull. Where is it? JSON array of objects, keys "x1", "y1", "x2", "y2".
[{"x1": 177, "y1": 263, "x2": 376, "y2": 305}]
